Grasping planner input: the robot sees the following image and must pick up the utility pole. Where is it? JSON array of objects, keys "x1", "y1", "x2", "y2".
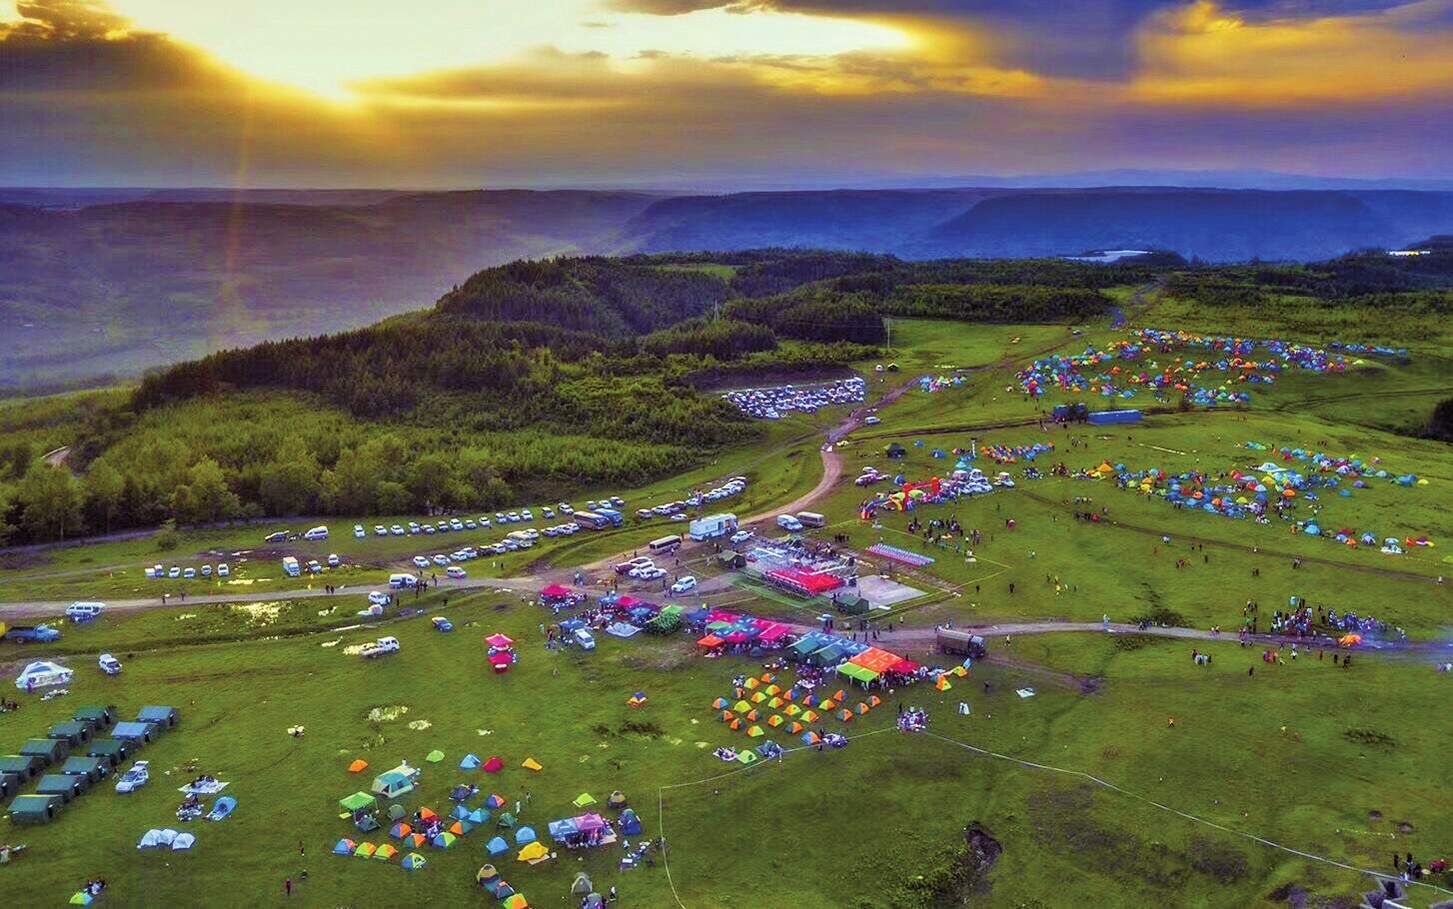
[{"x1": 884, "y1": 316, "x2": 892, "y2": 348}]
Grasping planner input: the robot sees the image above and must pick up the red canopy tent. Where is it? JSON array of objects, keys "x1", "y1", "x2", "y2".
[
  {"x1": 485, "y1": 633, "x2": 514, "y2": 649},
  {"x1": 540, "y1": 584, "x2": 572, "y2": 599},
  {"x1": 487, "y1": 652, "x2": 514, "y2": 674},
  {"x1": 766, "y1": 567, "x2": 845, "y2": 597},
  {"x1": 888, "y1": 658, "x2": 919, "y2": 674},
  {"x1": 758, "y1": 624, "x2": 791, "y2": 642}
]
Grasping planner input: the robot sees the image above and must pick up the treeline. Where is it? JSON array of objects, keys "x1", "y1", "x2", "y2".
[
  {"x1": 726, "y1": 290, "x2": 888, "y2": 345},
  {"x1": 882, "y1": 284, "x2": 1111, "y2": 321}
]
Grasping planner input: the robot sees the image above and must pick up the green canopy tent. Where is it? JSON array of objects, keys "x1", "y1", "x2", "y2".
[
  {"x1": 339, "y1": 792, "x2": 377, "y2": 813},
  {"x1": 646, "y1": 613, "x2": 682, "y2": 635},
  {"x1": 807, "y1": 644, "x2": 846, "y2": 668},
  {"x1": 836, "y1": 663, "x2": 879, "y2": 685},
  {"x1": 789, "y1": 638, "x2": 819, "y2": 659}
]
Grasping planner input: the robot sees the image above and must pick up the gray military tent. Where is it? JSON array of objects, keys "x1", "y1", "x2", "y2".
[
  {"x1": 0, "y1": 754, "x2": 46, "y2": 782},
  {"x1": 137, "y1": 706, "x2": 180, "y2": 730},
  {"x1": 20, "y1": 738, "x2": 67, "y2": 766},
  {"x1": 60, "y1": 755, "x2": 108, "y2": 783},
  {"x1": 0, "y1": 771, "x2": 21, "y2": 799},
  {"x1": 85, "y1": 739, "x2": 132, "y2": 769},
  {"x1": 9, "y1": 793, "x2": 64, "y2": 824},
  {"x1": 73, "y1": 705, "x2": 118, "y2": 730},
  {"x1": 48, "y1": 721, "x2": 93, "y2": 748},
  {"x1": 112, "y1": 721, "x2": 158, "y2": 745},
  {"x1": 36, "y1": 773, "x2": 87, "y2": 802}
]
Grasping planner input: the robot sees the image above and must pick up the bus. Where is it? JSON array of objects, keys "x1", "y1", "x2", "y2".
[
  {"x1": 796, "y1": 511, "x2": 827, "y2": 528},
  {"x1": 647, "y1": 535, "x2": 683, "y2": 555}
]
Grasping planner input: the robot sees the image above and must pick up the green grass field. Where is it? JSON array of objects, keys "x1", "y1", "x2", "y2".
[{"x1": 4, "y1": 309, "x2": 1453, "y2": 908}]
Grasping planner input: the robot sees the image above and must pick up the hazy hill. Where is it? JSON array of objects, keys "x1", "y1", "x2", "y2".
[{"x1": 4, "y1": 186, "x2": 1453, "y2": 389}]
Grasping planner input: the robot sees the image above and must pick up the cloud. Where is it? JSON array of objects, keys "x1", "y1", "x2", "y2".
[{"x1": 1, "y1": 0, "x2": 135, "y2": 40}]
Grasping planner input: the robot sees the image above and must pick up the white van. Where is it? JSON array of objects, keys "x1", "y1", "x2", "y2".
[
  {"x1": 302, "y1": 525, "x2": 329, "y2": 541},
  {"x1": 389, "y1": 573, "x2": 419, "y2": 590},
  {"x1": 777, "y1": 515, "x2": 804, "y2": 532},
  {"x1": 66, "y1": 602, "x2": 106, "y2": 622}
]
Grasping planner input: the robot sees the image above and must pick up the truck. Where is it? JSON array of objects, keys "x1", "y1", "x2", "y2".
[
  {"x1": 688, "y1": 512, "x2": 738, "y2": 542},
  {"x1": 795, "y1": 511, "x2": 827, "y2": 529},
  {"x1": 776, "y1": 515, "x2": 804, "y2": 533},
  {"x1": 595, "y1": 508, "x2": 624, "y2": 527},
  {"x1": 935, "y1": 628, "x2": 988, "y2": 659},
  {"x1": 4, "y1": 625, "x2": 61, "y2": 644},
  {"x1": 281, "y1": 556, "x2": 301, "y2": 578},
  {"x1": 360, "y1": 637, "x2": 401, "y2": 659}
]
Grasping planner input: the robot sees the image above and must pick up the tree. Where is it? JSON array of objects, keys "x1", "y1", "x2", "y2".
[
  {"x1": 16, "y1": 460, "x2": 84, "y2": 542},
  {"x1": 84, "y1": 456, "x2": 125, "y2": 535},
  {"x1": 259, "y1": 442, "x2": 321, "y2": 516},
  {"x1": 178, "y1": 458, "x2": 240, "y2": 525}
]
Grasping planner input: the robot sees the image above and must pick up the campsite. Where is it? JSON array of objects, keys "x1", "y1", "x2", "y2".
[{"x1": 3, "y1": 288, "x2": 1453, "y2": 907}]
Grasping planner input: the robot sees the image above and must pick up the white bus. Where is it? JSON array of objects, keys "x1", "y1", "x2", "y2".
[{"x1": 647, "y1": 535, "x2": 683, "y2": 555}]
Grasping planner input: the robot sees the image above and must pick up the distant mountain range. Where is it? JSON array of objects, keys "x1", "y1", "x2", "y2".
[{"x1": 2, "y1": 185, "x2": 1452, "y2": 388}]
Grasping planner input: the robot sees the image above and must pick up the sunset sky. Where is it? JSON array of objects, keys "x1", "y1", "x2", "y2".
[{"x1": 2, "y1": 0, "x2": 1452, "y2": 187}]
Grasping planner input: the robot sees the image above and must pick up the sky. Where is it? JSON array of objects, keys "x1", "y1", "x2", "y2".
[{"x1": 1, "y1": 0, "x2": 1451, "y2": 188}]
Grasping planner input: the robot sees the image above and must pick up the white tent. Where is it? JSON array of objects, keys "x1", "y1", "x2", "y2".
[
  {"x1": 156, "y1": 828, "x2": 179, "y2": 846},
  {"x1": 171, "y1": 832, "x2": 196, "y2": 851},
  {"x1": 14, "y1": 661, "x2": 72, "y2": 691},
  {"x1": 138, "y1": 829, "x2": 166, "y2": 849}
]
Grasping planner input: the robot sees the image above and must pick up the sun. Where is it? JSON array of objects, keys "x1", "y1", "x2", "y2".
[{"x1": 103, "y1": 0, "x2": 912, "y2": 99}]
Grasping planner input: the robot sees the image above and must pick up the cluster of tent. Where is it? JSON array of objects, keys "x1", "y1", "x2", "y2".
[
  {"x1": 333, "y1": 837, "x2": 423, "y2": 869},
  {"x1": 476, "y1": 864, "x2": 533, "y2": 907},
  {"x1": 1096, "y1": 443, "x2": 1434, "y2": 552},
  {"x1": 859, "y1": 465, "x2": 1027, "y2": 520},
  {"x1": 695, "y1": 610, "x2": 794, "y2": 651},
  {"x1": 136, "y1": 828, "x2": 197, "y2": 851},
  {"x1": 968, "y1": 442, "x2": 1055, "y2": 464},
  {"x1": 486, "y1": 633, "x2": 517, "y2": 674},
  {"x1": 916, "y1": 374, "x2": 967, "y2": 393},
  {"x1": 1015, "y1": 329, "x2": 1366, "y2": 404}
]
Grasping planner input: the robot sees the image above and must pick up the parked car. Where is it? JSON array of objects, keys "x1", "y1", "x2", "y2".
[
  {"x1": 464, "y1": 520, "x2": 477, "y2": 530},
  {"x1": 182, "y1": 568, "x2": 196, "y2": 579},
  {"x1": 478, "y1": 518, "x2": 492, "y2": 528},
  {"x1": 306, "y1": 560, "x2": 322, "y2": 574},
  {"x1": 392, "y1": 525, "x2": 405, "y2": 535},
  {"x1": 217, "y1": 563, "x2": 230, "y2": 578},
  {"x1": 636, "y1": 508, "x2": 655, "y2": 519},
  {"x1": 559, "y1": 503, "x2": 574, "y2": 515},
  {"x1": 573, "y1": 628, "x2": 597, "y2": 651},
  {"x1": 609, "y1": 496, "x2": 625, "y2": 507},
  {"x1": 446, "y1": 566, "x2": 467, "y2": 579},
  {"x1": 327, "y1": 554, "x2": 341, "y2": 568},
  {"x1": 730, "y1": 530, "x2": 754, "y2": 544},
  {"x1": 541, "y1": 507, "x2": 555, "y2": 519},
  {"x1": 450, "y1": 519, "x2": 464, "y2": 531},
  {"x1": 408, "y1": 522, "x2": 421, "y2": 534},
  {"x1": 367, "y1": 591, "x2": 391, "y2": 607},
  {"x1": 670, "y1": 514, "x2": 688, "y2": 522},
  {"x1": 375, "y1": 525, "x2": 388, "y2": 536},
  {"x1": 432, "y1": 554, "x2": 451, "y2": 567},
  {"x1": 115, "y1": 760, "x2": 149, "y2": 793},
  {"x1": 168, "y1": 567, "x2": 181, "y2": 579},
  {"x1": 200, "y1": 565, "x2": 212, "y2": 577},
  {"x1": 264, "y1": 531, "x2": 288, "y2": 544},
  {"x1": 98, "y1": 653, "x2": 123, "y2": 675},
  {"x1": 432, "y1": 617, "x2": 454, "y2": 632},
  {"x1": 864, "y1": 416, "x2": 881, "y2": 425},
  {"x1": 507, "y1": 512, "x2": 520, "y2": 522},
  {"x1": 616, "y1": 557, "x2": 653, "y2": 575},
  {"x1": 520, "y1": 509, "x2": 533, "y2": 522},
  {"x1": 422, "y1": 525, "x2": 436, "y2": 535},
  {"x1": 495, "y1": 512, "x2": 506, "y2": 523},
  {"x1": 412, "y1": 556, "x2": 431, "y2": 569},
  {"x1": 354, "y1": 524, "x2": 366, "y2": 538},
  {"x1": 670, "y1": 576, "x2": 697, "y2": 595}
]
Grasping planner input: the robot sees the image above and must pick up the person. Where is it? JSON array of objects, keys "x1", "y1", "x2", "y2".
[
  {"x1": 299, "y1": 840, "x2": 305, "y2": 857},
  {"x1": 284, "y1": 877, "x2": 293, "y2": 896},
  {"x1": 608, "y1": 885, "x2": 618, "y2": 902}
]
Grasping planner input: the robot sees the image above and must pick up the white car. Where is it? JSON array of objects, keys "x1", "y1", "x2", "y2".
[
  {"x1": 98, "y1": 653, "x2": 123, "y2": 675},
  {"x1": 354, "y1": 524, "x2": 366, "y2": 538},
  {"x1": 327, "y1": 554, "x2": 341, "y2": 568},
  {"x1": 182, "y1": 568, "x2": 196, "y2": 579},
  {"x1": 168, "y1": 567, "x2": 181, "y2": 579},
  {"x1": 115, "y1": 760, "x2": 149, "y2": 793},
  {"x1": 573, "y1": 628, "x2": 597, "y2": 650},
  {"x1": 730, "y1": 530, "x2": 754, "y2": 544},
  {"x1": 865, "y1": 416, "x2": 881, "y2": 425},
  {"x1": 521, "y1": 509, "x2": 534, "y2": 522},
  {"x1": 367, "y1": 591, "x2": 391, "y2": 607},
  {"x1": 446, "y1": 566, "x2": 467, "y2": 579},
  {"x1": 217, "y1": 563, "x2": 230, "y2": 578},
  {"x1": 391, "y1": 525, "x2": 405, "y2": 536},
  {"x1": 432, "y1": 554, "x2": 451, "y2": 567},
  {"x1": 412, "y1": 556, "x2": 431, "y2": 569},
  {"x1": 375, "y1": 525, "x2": 388, "y2": 536},
  {"x1": 670, "y1": 514, "x2": 688, "y2": 522},
  {"x1": 200, "y1": 564, "x2": 212, "y2": 577},
  {"x1": 670, "y1": 576, "x2": 697, "y2": 594},
  {"x1": 408, "y1": 522, "x2": 421, "y2": 534},
  {"x1": 478, "y1": 518, "x2": 491, "y2": 529},
  {"x1": 450, "y1": 519, "x2": 464, "y2": 531}
]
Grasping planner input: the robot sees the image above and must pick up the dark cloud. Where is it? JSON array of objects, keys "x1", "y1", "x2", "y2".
[{"x1": 1, "y1": 0, "x2": 136, "y2": 41}]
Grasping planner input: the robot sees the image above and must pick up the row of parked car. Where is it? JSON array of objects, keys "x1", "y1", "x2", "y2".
[
  {"x1": 633, "y1": 477, "x2": 749, "y2": 520},
  {"x1": 722, "y1": 377, "x2": 866, "y2": 419},
  {"x1": 353, "y1": 497, "x2": 630, "y2": 540},
  {"x1": 145, "y1": 563, "x2": 231, "y2": 580}
]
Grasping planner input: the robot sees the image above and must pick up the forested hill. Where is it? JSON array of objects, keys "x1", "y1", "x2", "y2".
[{"x1": 5, "y1": 186, "x2": 1453, "y2": 388}]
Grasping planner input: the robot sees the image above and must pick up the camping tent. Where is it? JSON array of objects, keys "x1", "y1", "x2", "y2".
[
  {"x1": 20, "y1": 738, "x2": 68, "y2": 766},
  {"x1": 85, "y1": 739, "x2": 130, "y2": 769},
  {"x1": 389, "y1": 822, "x2": 412, "y2": 839},
  {"x1": 521, "y1": 757, "x2": 542, "y2": 772},
  {"x1": 485, "y1": 793, "x2": 507, "y2": 810},
  {"x1": 572, "y1": 872, "x2": 594, "y2": 896},
  {"x1": 372, "y1": 768, "x2": 417, "y2": 799},
  {"x1": 73, "y1": 706, "x2": 118, "y2": 730},
  {"x1": 36, "y1": 773, "x2": 87, "y2": 801},
  {"x1": 354, "y1": 842, "x2": 377, "y2": 857},
  {"x1": 374, "y1": 843, "x2": 398, "y2": 861},
  {"x1": 459, "y1": 753, "x2": 481, "y2": 770},
  {"x1": 431, "y1": 832, "x2": 457, "y2": 849},
  {"x1": 348, "y1": 759, "x2": 369, "y2": 773},
  {"x1": 425, "y1": 750, "x2": 445, "y2": 763},
  {"x1": 619, "y1": 808, "x2": 641, "y2": 836},
  {"x1": 112, "y1": 722, "x2": 158, "y2": 745},
  {"x1": 572, "y1": 793, "x2": 596, "y2": 808},
  {"x1": 514, "y1": 826, "x2": 537, "y2": 845},
  {"x1": 483, "y1": 756, "x2": 505, "y2": 773},
  {"x1": 468, "y1": 808, "x2": 490, "y2": 825},
  {"x1": 0, "y1": 754, "x2": 46, "y2": 782},
  {"x1": 487, "y1": 836, "x2": 510, "y2": 856},
  {"x1": 333, "y1": 838, "x2": 357, "y2": 855},
  {"x1": 48, "y1": 721, "x2": 92, "y2": 748},
  {"x1": 171, "y1": 832, "x2": 196, "y2": 851},
  {"x1": 14, "y1": 661, "x2": 72, "y2": 691},
  {"x1": 517, "y1": 841, "x2": 550, "y2": 864},
  {"x1": 400, "y1": 852, "x2": 426, "y2": 870},
  {"x1": 606, "y1": 790, "x2": 627, "y2": 810}
]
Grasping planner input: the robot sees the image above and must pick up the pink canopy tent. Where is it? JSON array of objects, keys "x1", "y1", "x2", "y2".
[
  {"x1": 539, "y1": 584, "x2": 572, "y2": 599},
  {"x1": 486, "y1": 633, "x2": 514, "y2": 649}
]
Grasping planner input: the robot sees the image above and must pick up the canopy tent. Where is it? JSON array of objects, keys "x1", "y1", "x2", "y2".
[
  {"x1": 539, "y1": 584, "x2": 572, "y2": 599},
  {"x1": 485, "y1": 633, "x2": 515, "y2": 649},
  {"x1": 547, "y1": 818, "x2": 579, "y2": 841},
  {"x1": 339, "y1": 792, "x2": 377, "y2": 813},
  {"x1": 696, "y1": 634, "x2": 725, "y2": 649}
]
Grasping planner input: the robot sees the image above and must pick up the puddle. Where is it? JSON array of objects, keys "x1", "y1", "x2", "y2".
[{"x1": 367, "y1": 705, "x2": 409, "y2": 722}]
